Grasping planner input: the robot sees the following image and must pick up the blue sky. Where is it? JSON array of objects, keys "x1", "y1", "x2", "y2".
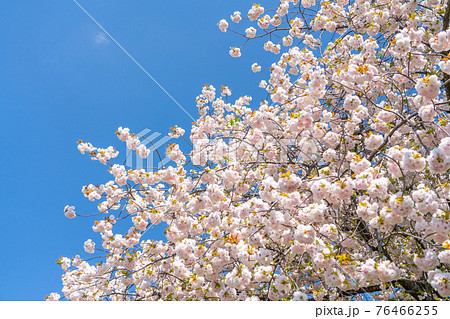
[{"x1": 0, "y1": 0, "x2": 276, "y2": 300}]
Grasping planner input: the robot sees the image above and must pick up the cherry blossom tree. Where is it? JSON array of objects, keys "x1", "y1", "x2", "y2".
[{"x1": 49, "y1": 0, "x2": 450, "y2": 301}]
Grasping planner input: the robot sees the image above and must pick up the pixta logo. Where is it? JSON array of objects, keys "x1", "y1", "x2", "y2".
[{"x1": 125, "y1": 128, "x2": 172, "y2": 171}]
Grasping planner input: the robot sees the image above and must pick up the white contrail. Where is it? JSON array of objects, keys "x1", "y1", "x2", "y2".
[{"x1": 72, "y1": 0, "x2": 196, "y2": 121}]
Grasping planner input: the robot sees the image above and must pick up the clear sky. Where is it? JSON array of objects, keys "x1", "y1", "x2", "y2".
[{"x1": 0, "y1": 0, "x2": 275, "y2": 300}]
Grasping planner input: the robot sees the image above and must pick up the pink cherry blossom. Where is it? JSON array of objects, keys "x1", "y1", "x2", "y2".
[{"x1": 54, "y1": 0, "x2": 450, "y2": 301}]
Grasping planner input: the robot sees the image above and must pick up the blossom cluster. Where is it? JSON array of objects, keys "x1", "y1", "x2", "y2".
[{"x1": 50, "y1": 0, "x2": 450, "y2": 301}]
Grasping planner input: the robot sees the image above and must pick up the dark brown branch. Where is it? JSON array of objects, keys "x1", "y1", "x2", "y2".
[
  {"x1": 368, "y1": 112, "x2": 417, "y2": 161},
  {"x1": 339, "y1": 279, "x2": 440, "y2": 301},
  {"x1": 444, "y1": 0, "x2": 450, "y2": 30}
]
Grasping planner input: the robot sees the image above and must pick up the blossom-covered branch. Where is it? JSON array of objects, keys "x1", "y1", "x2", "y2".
[{"x1": 48, "y1": 0, "x2": 450, "y2": 301}]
